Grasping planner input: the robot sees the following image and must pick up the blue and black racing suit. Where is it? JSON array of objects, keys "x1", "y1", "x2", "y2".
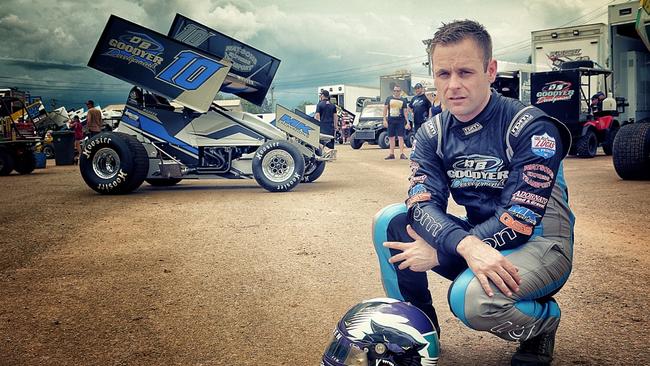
[{"x1": 373, "y1": 90, "x2": 575, "y2": 342}]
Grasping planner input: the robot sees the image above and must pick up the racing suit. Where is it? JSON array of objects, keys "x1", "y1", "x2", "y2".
[{"x1": 373, "y1": 90, "x2": 574, "y2": 342}]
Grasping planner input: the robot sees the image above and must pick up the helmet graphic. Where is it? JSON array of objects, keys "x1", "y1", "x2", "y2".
[{"x1": 321, "y1": 298, "x2": 440, "y2": 366}]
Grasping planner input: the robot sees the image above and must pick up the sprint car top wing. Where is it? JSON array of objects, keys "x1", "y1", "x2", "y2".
[
  {"x1": 88, "y1": 15, "x2": 231, "y2": 113},
  {"x1": 168, "y1": 14, "x2": 281, "y2": 106}
]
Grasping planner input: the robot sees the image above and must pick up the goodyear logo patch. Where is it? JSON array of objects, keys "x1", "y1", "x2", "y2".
[{"x1": 104, "y1": 32, "x2": 164, "y2": 74}]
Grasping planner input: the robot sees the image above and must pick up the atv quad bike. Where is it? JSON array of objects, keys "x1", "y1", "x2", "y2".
[
  {"x1": 0, "y1": 96, "x2": 40, "y2": 175},
  {"x1": 81, "y1": 15, "x2": 334, "y2": 194}
]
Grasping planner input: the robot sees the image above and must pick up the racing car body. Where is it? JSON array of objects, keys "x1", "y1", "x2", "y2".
[{"x1": 80, "y1": 14, "x2": 333, "y2": 194}]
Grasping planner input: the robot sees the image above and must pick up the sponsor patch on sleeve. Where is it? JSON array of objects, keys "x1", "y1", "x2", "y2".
[
  {"x1": 507, "y1": 205, "x2": 540, "y2": 225},
  {"x1": 406, "y1": 192, "x2": 432, "y2": 208},
  {"x1": 511, "y1": 190, "x2": 549, "y2": 209},
  {"x1": 510, "y1": 113, "x2": 533, "y2": 137},
  {"x1": 499, "y1": 212, "x2": 533, "y2": 235},
  {"x1": 423, "y1": 120, "x2": 437, "y2": 138},
  {"x1": 522, "y1": 164, "x2": 554, "y2": 188},
  {"x1": 531, "y1": 133, "x2": 556, "y2": 158}
]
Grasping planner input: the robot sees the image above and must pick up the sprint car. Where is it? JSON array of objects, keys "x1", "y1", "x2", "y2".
[{"x1": 80, "y1": 14, "x2": 334, "y2": 194}]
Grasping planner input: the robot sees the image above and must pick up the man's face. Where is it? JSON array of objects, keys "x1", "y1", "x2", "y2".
[
  {"x1": 393, "y1": 88, "x2": 401, "y2": 98},
  {"x1": 415, "y1": 86, "x2": 423, "y2": 96},
  {"x1": 432, "y1": 38, "x2": 496, "y2": 122}
]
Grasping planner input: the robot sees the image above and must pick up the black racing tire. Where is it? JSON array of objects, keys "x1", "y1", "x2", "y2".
[
  {"x1": 42, "y1": 144, "x2": 55, "y2": 159},
  {"x1": 378, "y1": 131, "x2": 390, "y2": 149},
  {"x1": 145, "y1": 178, "x2": 182, "y2": 186},
  {"x1": 0, "y1": 149, "x2": 15, "y2": 176},
  {"x1": 602, "y1": 124, "x2": 619, "y2": 156},
  {"x1": 14, "y1": 150, "x2": 36, "y2": 175},
  {"x1": 302, "y1": 148, "x2": 326, "y2": 183},
  {"x1": 404, "y1": 131, "x2": 415, "y2": 148},
  {"x1": 79, "y1": 132, "x2": 149, "y2": 194},
  {"x1": 575, "y1": 130, "x2": 598, "y2": 158},
  {"x1": 252, "y1": 140, "x2": 305, "y2": 192},
  {"x1": 612, "y1": 122, "x2": 650, "y2": 180},
  {"x1": 350, "y1": 134, "x2": 363, "y2": 150}
]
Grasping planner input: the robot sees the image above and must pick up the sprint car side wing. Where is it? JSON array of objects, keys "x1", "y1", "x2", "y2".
[
  {"x1": 168, "y1": 14, "x2": 281, "y2": 107},
  {"x1": 88, "y1": 15, "x2": 231, "y2": 113},
  {"x1": 275, "y1": 104, "x2": 320, "y2": 148}
]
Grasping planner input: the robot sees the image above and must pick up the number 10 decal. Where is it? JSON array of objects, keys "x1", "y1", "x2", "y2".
[{"x1": 156, "y1": 50, "x2": 224, "y2": 91}]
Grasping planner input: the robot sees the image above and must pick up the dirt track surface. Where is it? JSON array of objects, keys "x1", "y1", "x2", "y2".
[{"x1": 1, "y1": 146, "x2": 649, "y2": 366}]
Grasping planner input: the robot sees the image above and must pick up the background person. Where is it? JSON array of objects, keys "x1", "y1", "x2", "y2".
[
  {"x1": 383, "y1": 85, "x2": 410, "y2": 160},
  {"x1": 314, "y1": 90, "x2": 338, "y2": 149},
  {"x1": 85, "y1": 100, "x2": 103, "y2": 137},
  {"x1": 408, "y1": 83, "x2": 432, "y2": 133}
]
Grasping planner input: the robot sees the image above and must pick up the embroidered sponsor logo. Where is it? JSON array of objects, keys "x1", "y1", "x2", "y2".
[
  {"x1": 408, "y1": 183, "x2": 428, "y2": 196},
  {"x1": 423, "y1": 120, "x2": 437, "y2": 138},
  {"x1": 410, "y1": 161, "x2": 421, "y2": 176},
  {"x1": 412, "y1": 203, "x2": 442, "y2": 237},
  {"x1": 531, "y1": 133, "x2": 556, "y2": 158},
  {"x1": 511, "y1": 191, "x2": 549, "y2": 209},
  {"x1": 409, "y1": 174, "x2": 427, "y2": 187},
  {"x1": 483, "y1": 227, "x2": 517, "y2": 248},
  {"x1": 462, "y1": 122, "x2": 483, "y2": 135},
  {"x1": 508, "y1": 205, "x2": 540, "y2": 225},
  {"x1": 510, "y1": 113, "x2": 533, "y2": 137},
  {"x1": 499, "y1": 212, "x2": 533, "y2": 235},
  {"x1": 535, "y1": 81, "x2": 575, "y2": 104},
  {"x1": 522, "y1": 164, "x2": 554, "y2": 189},
  {"x1": 491, "y1": 321, "x2": 536, "y2": 342},
  {"x1": 447, "y1": 155, "x2": 509, "y2": 189},
  {"x1": 406, "y1": 193, "x2": 432, "y2": 208}
]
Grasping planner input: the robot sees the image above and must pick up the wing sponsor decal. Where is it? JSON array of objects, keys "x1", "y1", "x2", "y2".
[
  {"x1": 522, "y1": 164, "x2": 554, "y2": 189},
  {"x1": 531, "y1": 133, "x2": 556, "y2": 159},
  {"x1": 535, "y1": 80, "x2": 574, "y2": 104},
  {"x1": 277, "y1": 113, "x2": 314, "y2": 137},
  {"x1": 462, "y1": 122, "x2": 483, "y2": 136},
  {"x1": 412, "y1": 203, "x2": 442, "y2": 237},
  {"x1": 103, "y1": 32, "x2": 164, "y2": 74},
  {"x1": 511, "y1": 191, "x2": 549, "y2": 209},
  {"x1": 447, "y1": 155, "x2": 509, "y2": 189},
  {"x1": 510, "y1": 113, "x2": 533, "y2": 137},
  {"x1": 499, "y1": 212, "x2": 533, "y2": 235}
]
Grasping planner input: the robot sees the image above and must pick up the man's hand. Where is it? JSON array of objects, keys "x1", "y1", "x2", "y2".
[
  {"x1": 384, "y1": 225, "x2": 439, "y2": 272},
  {"x1": 383, "y1": 119, "x2": 388, "y2": 128},
  {"x1": 456, "y1": 235, "x2": 521, "y2": 297},
  {"x1": 405, "y1": 123, "x2": 411, "y2": 130}
]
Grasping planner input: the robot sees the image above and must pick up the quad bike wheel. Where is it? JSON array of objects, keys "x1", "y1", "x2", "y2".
[
  {"x1": 252, "y1": 140, "x2": 305, "y2": 192},
  {"x1": 14, "y1": 149, "x2": 36, "y2": 175},
  {"x1": 79, "y1": 132, "x2": 149, "y2": 194},
  {"x1": 575, "y1": 130, "x2": 598, "y2": 158},
  {"x1": 612, "y1": 122, "x2": 650, "y2": 180},
  {"x1": 349, "y1": 133, "x2": 363, "y2": 150},
  {"x1": 377, "y1": 131, "x2": 390, "y2": 149},
  {"x1": 0, "y1": 149, "x2": 15, "y2": 176}
]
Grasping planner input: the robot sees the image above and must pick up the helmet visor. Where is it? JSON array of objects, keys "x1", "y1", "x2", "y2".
[{"x1": 322, "y1": 332, "x2": 368, "y2": 366}]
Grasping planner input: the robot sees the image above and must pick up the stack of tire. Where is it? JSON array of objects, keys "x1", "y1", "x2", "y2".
[{"x1": 612, "y1": 121, "x2": 650, "y2": 180}]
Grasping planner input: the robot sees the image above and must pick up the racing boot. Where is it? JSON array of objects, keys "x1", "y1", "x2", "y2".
[{"x1": 510, "y1": 326, "x2": 557, "y2": 366}]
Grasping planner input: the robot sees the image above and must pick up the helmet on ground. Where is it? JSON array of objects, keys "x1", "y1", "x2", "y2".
[{"x1": 321, "y1": 298, "x2": 439, "y2": 366}]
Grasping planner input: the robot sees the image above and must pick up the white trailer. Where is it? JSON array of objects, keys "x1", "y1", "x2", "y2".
[
  {"x1": 532, "y1": 23, "x2": 609, "y2": 71},
  {"x1": 317, "y1": 84, "x2": 379, "y2": 124}
]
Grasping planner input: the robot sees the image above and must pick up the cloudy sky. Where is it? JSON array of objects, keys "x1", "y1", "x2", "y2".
[{"x1": 0, "y1": 0, "x2": 616, "y2": 111}]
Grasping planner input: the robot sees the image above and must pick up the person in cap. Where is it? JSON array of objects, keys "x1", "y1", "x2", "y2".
[
  {"x1": 408, "y1": 83, "x2": 432, "y2": 134},
  {"x1": 315, "y1": 90, "x2": 338, "y2": 149},
  {"x1": 590, "y1": 92, "x2": 605, "y2": 115}
]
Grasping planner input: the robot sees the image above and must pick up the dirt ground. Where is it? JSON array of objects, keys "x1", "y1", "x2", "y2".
[{"x1": 0, "y1": 145, "x2": 648, "y2": 366}]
